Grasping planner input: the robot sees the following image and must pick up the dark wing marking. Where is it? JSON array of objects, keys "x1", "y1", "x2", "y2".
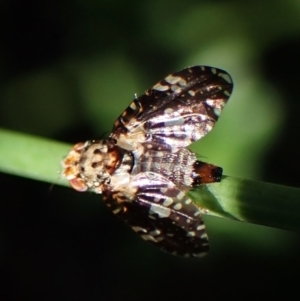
[
  {"x1": 111, "y1": 66, "x2": 233, "y2": 151},
  {"x1": 103, "y1": 172, "x2": 208, "y2": 257}
]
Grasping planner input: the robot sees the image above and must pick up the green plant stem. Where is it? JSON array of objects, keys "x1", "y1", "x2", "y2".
[
  {"x1": 1, "y1": 128, "x2": 300, "y2": 231},
  {"x1": 0, "y1": 128, "x2": 70, "y2": 187}
]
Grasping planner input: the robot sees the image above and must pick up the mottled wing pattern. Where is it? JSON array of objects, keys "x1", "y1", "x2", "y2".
[
  {"x1": 103, "y1": 172, "x2": 208, "y2": 257},
  {"x1": 111, "y1": 66, "x2": 233, "y2": 151}
]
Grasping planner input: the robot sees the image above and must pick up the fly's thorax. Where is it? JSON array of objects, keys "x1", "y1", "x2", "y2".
[{"x1": 62, "y1": 139, "x2": 133, "y2": 194}]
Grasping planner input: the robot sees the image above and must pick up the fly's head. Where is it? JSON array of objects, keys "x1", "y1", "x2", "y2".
[{"x1": 62, "y1": 139, "x2": 122, "y2": 194}]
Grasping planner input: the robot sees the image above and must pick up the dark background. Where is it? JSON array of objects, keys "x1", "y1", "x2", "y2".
[{"x1": 1, "y1": 0, "x2": 300, "y2": 300}]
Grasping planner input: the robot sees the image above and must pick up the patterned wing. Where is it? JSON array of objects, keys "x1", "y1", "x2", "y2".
[
  {"x1": 103, "y1": 172, "x2": 208, "y2": 257},
  {"x1": 111, "y1": 66, "x2": 233, "y2": 151}
]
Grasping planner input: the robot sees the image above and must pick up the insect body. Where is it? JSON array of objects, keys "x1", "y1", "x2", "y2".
[{"x1": 62, "y1": 66, "x2": 233, "y2": 257}]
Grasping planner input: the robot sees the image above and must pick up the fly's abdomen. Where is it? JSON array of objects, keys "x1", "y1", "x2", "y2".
[
  {"x1": 133, "y1": 148, "x2": 197, "y2": 187},
  {"x1": 192, "y1": 161, "x2": 223, "y2": 185},
  {"x1": 133, "y1": 148, "x2": 223, "y2": 187}
]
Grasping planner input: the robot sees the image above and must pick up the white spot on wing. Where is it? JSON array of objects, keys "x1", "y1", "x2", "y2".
[
  {"x1": 205, "y1": 99, "x2": 215, "y2": 106},
  {"x1": 201, "y1": 233, "x2": 208, "y2": 240},
  {"x1": 188, "y1": 90, "x2": 195, "y2": 96},
  {"x1": 173, "y1": 203, "x2": 182, "y2": 210},
  {"x1": 165, "y1": 74, "x2": 181, "y2": 84},
  {"x1": 185, "y1": 199, "x2": 192, "y2": 205},
  {"x1": 132, "y1": 226, "x2": 147, "y2": 233},
  {"x1": 150, "y1": 204, "x2": 171, "y2": 217},
  {"x1": 129, "y1": 102, "x2": 137, "y2": 110},
  {"x1": 149, "y1": 229, "x2": 161, "y2": 236},
  {"x1": 164, "y1": 108, "x2": 174, "y2": 114},
  {"x1": 219, "y1": 72, "x2": 232, "y2": 84},
  {"x1": 224, "y1": 90, "x2": 231, "y2": 97},
  {"x1": 112, "y1": 208, "x2": 121, "y2": 214},
  {"x1": 171, "y1": 85, "x2": 182, "y2": 93},
  {"x1": 176, "y1": 191, "x2": 185, "y2": 200},
  {"x1": 214, "y1": 108, "x2": 221, "y2": 117},
  {"x1": 162, "y1": 198, "x2": 173, "y2": 207},
  {"x1": 141, "y1": 234, "x2": 157, "y2": 242},
  {"x1": 187, "y1": 231, "x2": 196, "y2": 237},
  {"x1": 179, "y1": 78, "x2": 187, "y2": 86},
  {"x1": 153, "y1": 83, "x2": 169, "y2": 91},
  {"x1": 194, "y1": 211, "x2": 200, "y2": 217},
  {"x1": 196, "y1": 224, "x2": 205, "y2": 231}
]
